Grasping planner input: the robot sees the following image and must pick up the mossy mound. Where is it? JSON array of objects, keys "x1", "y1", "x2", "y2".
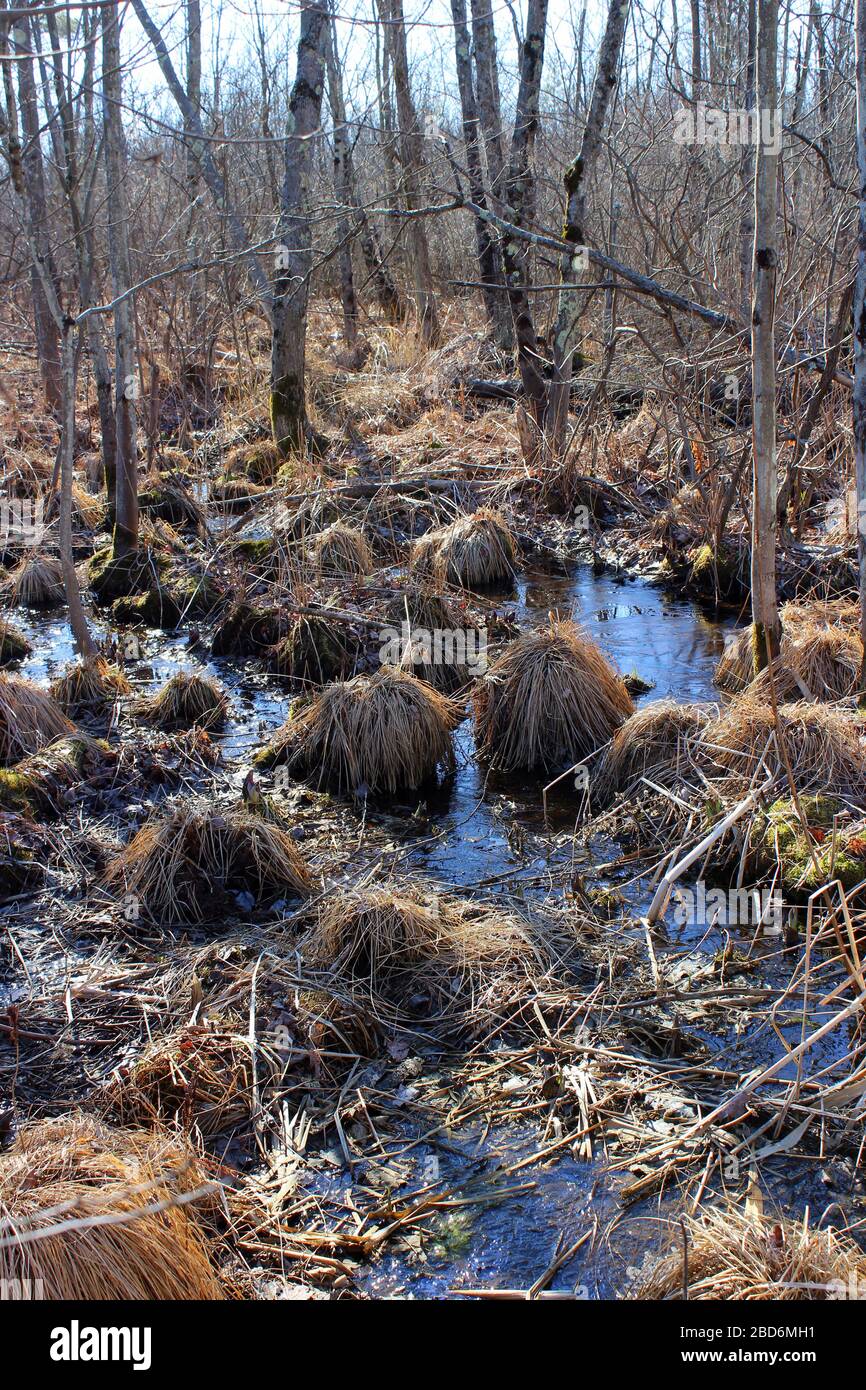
[
  {"x1": 210, "y1": 478, "x2": 267, "y2": 512},
  {"x1": 111, "y1": 589, "x2": 181, "y2": 628},
  {"x1": 228, "y1": 537, "x2": 275, "y2": 566},
  {"x1": 0, "y1": 619, "x2": 31, "y2": 666},
  {"x1": 88, "y1": 545, "x2": 163, "y2": 605},
  {"x1": 756, "y1": 796, "x2": 866, "y2": 894},
  {"x1": 687, "y1": 540, "x2": 748, "y2": 602},
  {"x1": 224, "y1": 439, "x2": 281, "y2": 484},
  {"x1": 271, "y1": 614, "x2": 357, "y2": 685},
  {"x1": 211, "y1": 601, "x2": 284, "y2": 657},
  {"x1": 0, "y1": 735, "x2": 114, "y2": 817},
  {"x1": 138, "y1": 480, "x2": 203, "y2": 530}
]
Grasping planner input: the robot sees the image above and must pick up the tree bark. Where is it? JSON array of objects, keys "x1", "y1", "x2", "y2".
[
  {"x1": 102, "y1": 0, "x2": 139, "y2": 555},
  {"x1": 546, "y1": 0, "x2": 628, "y2": 448},
  {"x1": 855, "y1": 0, "x2": 866, "y2": 690},
  {"x1": 750, "y1": 0, "x2": 781, "y2": 670},
  {"x1": 324, "y1": 16, "x2": 359, "y2": 349},
  {"x1": 270, "y1": 0, "x2": 329, "y2": 453}
]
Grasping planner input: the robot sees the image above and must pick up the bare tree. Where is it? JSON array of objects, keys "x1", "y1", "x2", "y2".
[
  {"x1": 855, "y1": 0, "x2": 866, "y2": 686},
  {"x1": 750, "y1": 0, "x2": 781, "y2": 671},
  {"x1": 324, "y1": 15, "x2": 359, "y2": 350}
]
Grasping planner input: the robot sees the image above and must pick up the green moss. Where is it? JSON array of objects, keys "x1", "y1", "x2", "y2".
[
  {"x1": 88, "y1": 544, "x2": 164, "y2": 605},
  {"x1": 211, "y1": 601, "x2": 282, "y2": 657},
  {"x1": 229, "y1": 538, "x2": 275, "y2": 565},
  {"x1": 757, "y1": 796, "x2": 866, "y2": 893},
  {"x1": 111, "y1": 588, "x2": 181, "y2": 628}
]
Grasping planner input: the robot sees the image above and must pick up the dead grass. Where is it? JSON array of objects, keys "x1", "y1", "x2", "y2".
[
  {"x1": 387, "y1": 586, "x2": 477, "y2": 692},
  {"x1": 1, "y1": 552, "x2": 64, "y2": 608},
  {"x1": 224, "y1": 438, "x2": 282, "y2": 484},
  {"x1": 257, "y1": 667, "x2": 459, "y2": 794},
  {"x1": 102, "y1": 1027, "x2": 259, "y2": 1136},
  {"x1": 717, "y1": 600, "x2": 863, "y2": 697},
  {"x1": 310, "y1": 522, "x2": 373, "y2": 578},
  {"x1": 132, "y1": 671, "x2": 229, "y2": 730},
  {"x1": 701, "y1": 697, "x2": 866, "y2": 797},
  {"x1": 0, "y1": 1114, "x2": 224, "y2": 1300},
  {"x1": 474, "y1": 620, "x2": 634, "y2": 773},
  {"x1": 271, "y1": 613, "x2": 356, "y2": 685},
  {"x1": 104, "y1": 801, "x2": 313, "y2": 926},
  {"x1": 0, "y1": 618, "x2": 31, "y2": 666},
  {"x1": 629, "y1": 1204, "x2": 866, "y2": 1300},
  {"x1": 304, "y1": 881, "x2": 539, "y2": 1015},
  {"x1": 51, "y1": 655, "x2": 131, "y2": 719},
  {"x1": 411, "y1": 508, "x2": 518, "y2": 588},
  {"x1": 594, "y1": 699, "x2": 712, "y2": 802},
  {"x1": 0, "y1": 676, "x2": 75, "y2": 764}
]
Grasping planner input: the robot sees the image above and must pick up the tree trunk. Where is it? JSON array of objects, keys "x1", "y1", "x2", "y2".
[
  {"x1": 501, "y1": 0, "x2": 549, "y2": 420},
  {"x1": 750, "y1": 0, "x2": 781, "y2": 671},
  {"x1": 60, "y1": 323, "x2": 96, "y2": 657},
  {"x1": 377, "y1": 0, "x2": 440, "y2": 343},
  {"x1": 324, "y1": 16, "x2": 359, "y2": 349},
  {"x1": 546, "y1": 0, "x2": 628, "y2": 448},
  {"x1": 450, "y1": 0, "x2": 511, "y2": 349},
  {"x1": 738, "y1": 0, "x2": 757, "y2": 312},
  {"x1": 270, "y1": 0, "x2": 329, "y2": 453},
  {"x1": 102, "y1": 1, "x2": 139, "y2": 556},
  {"x1": 855, "y1": 0, "x2": 866, "y2": 691}
]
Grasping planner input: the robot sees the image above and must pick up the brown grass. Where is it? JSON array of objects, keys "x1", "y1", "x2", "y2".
[
  {"x1": 0, "y1": 675, "x2": 75, "y2": 764},
  {"x1": 411, "y1": 507, "x2": 518, "y2": 588},
  {"x1": 51, "y1": 655, "x2": 131, "y2": 719},
  {"x1": 132, "y1": 671, "x2": 229, "y2": 730},
  {"x1": 224, "y1": 438, "x2": 281, "y2": 484},
  {"x1": 0, "y1": 618, "x2": 31, "y2": 666},
  {"x1": 701, "y1": 697, "x2": 866, "y2": 798},
  {"x1": 386, "y1": 586, "x2": 478, "y2": 692},
  {"x1": 594, "y1": 699, "x2": 712, "y2": 802},
  {"x1": 0, "y1": 1115, "x2": 224, "y2": 1300},
  {"x1": 310, "y1": 521, "x2": 373, "y2": 578},
  {"x1": 102, "y1": 1028, "x2": 259, "y2": 1136},
  {"x1": 104, "y1": 801, "x2": 313, "y2": 926},
  {"x1": 1, "y1": 552, "x2": 64, "y2": 608},
  {"x1": 257, "y1": 667, "x2": 459, "y2": 794},
  {"x1": 271, "y1": 613, "x2": 356, "y2": 684},
  {"x1": 629, "y1": 1204, "x2": 866, "y2": 1300},
  {"x1": 716, "y1": 600, "x2": 863, "y2": 697},
  {"x1": 473, "y1": 620, "x2": 634, "y2": 773}
]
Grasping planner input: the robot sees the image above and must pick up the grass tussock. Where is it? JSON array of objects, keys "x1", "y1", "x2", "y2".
[
  {"x1": 271, "y1": 613, "x2": 356, "y2": 685},
  {"x1": 0, "y1": 1115, "x2": 224, "y2": 1300},
  {"x1": 257, "y1": 667, "x2": 459, "y2": 794},
  {"x1": 304, "y1": 882, "x2": 538, "y2": 1014},
  {"x1": 310, "y1": 522, "x2": 373, "y2": 577},
  {"x1": 474, "y1": 620, "x2": 634, "y2": 773},
  {"x1": 411, "y1": 508, "x2": 518, "y2": 588},
  {"x1": 701, "y1": 697, "x2": 866, "y2": 798},
  {"x1": 224, "y1": 438, "x2": 282, "y2": 484},
  {"x1": 102, "y1": 1028, "x2": 259, "y2": 1136},
  {"x1": 0, "y1": 734, "x2": 112, "y2": 815},
  {"x1": 51, "y1": 655, "x2": 131, "y2": 720},
  {"x1": 104, "y1": 801, "x2": 312, "y2": 926},
  {"x1": 386, "y1": 586, "x2": 478, "y2": 692},
  {"x1": 0, "y1": 618, "x2": 31, "y2": 666},
  {"x1": 629, "y1": 1204, "x2": 866, "y2": 1300},
  {"x1": 1, "y1": 552, "x2": 64, "y2": 608},
  {"x1": 594, "y1": 699, "x2": 712, "y2": 802},
  {"x1": 0, "y1": 676, "x2": 74, "y2": 765},
  {"x1": 132, "y1": 671, "x2": 229, "y2": 730},
  {"x1": 717, "y1": 601, "x2": 863, "y2": 698}
]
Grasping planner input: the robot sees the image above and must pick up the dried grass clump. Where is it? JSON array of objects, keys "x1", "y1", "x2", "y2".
[
  {"x1": 257, "y1": 667, "x2": 458, "y2": 794},
  {"x1": 132, "y1": 671, "x2": 229, "y2": 730},
  {"x1": 304, "y1": 882, "x2": 537, "y2": 1012},
  {"x1": 0, "y1": 1114, "x2": 224, "y2": 1300},
  {"x1": 51, "y1": 655, "x2": 131, "y2": 719},
  {"x1": 224, "y1": 438, "x2": 282, "y2": 484},
  {"x1": 0, "y1": 675, "x2": 74, "y2": 764},
  {"x1": 271, "y1": 613, "x2": 356, "y2": 685},
  {"x1": 1, "y1": 552, "x2": 64, "y2": 608},
  {"x1": 701, "y1": 698, "x2": 866, "y2": 798},
  {"x1": 104, "y1": 801, "x2": 312, "y2": 926},
  {"x1": 411, "y1": 508, "x2": 518, "y2": 588},
  {"x1": 386, "y1": 586, "x2": 478, "y2": 692},
  {"x1": 0, "y1": 618, "x2": 31, "y2": 666},
  {"x1": 474, "y1": 621, "x2": 634, "y2": 773},
  {"x1": 102, "y1": 1028, "x2": 259, "y2": 1136},
  {"x1": 716, "y1": 601, "x2": 863, "y2": 698},
  {"x1": 0, "y1": 734, "x2": 113, "y2": 815},
  {"x1": 310, "y1": 522, "x2": 373, "y2": 577},
  {"x1": 594, "y1": 700, "x2": 712, "y2": 802},
  {"x1": 629, "y1": 1205, "x2": 866, "y2": 1300}
]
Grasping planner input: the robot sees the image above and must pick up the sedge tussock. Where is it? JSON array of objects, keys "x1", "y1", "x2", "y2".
[
  {"x1": 1, "y1": 552, "x2": 64, "y2": 608},
  {"x1": 271, "y1": 613, "x2": 356, "y2": 685},
  {"x1": 629, "y1": 1205, "x2": 866, "y2": 1301},
  {"x1": 0, "y1": 1115, "x2": 224, "y2": 1300},
  {"x1": 102, "y1": 1027, "x2": 260, "y2": 1136},
  {"x1": 104, "y1": 801, "x2": 312, "y2": 926},
  {"x1": 224, "y1": 438, "x2": 282, "y2": 484},
  {"x1": 701, "y1": 698, "x2": 866, "y2": 798},
  {"x1": 594, "y1": 700, "x2": 712, "y2": 802},
  {"x1": 310, "y1": 522, "x2": 373, "y2": 578},
  {"x1": 0, "y1": 618, "x2": 31, "y2": 666},
  {"x1": 256, "y1": 667, "x2": 459, "y2": 794},
  {"x1": 0, "y1": 676, "x2": 75, "y2": 765},
  {"x1": 304, "y1": 882, "x2": 539, "y2": 1015},
  {"x1": 473, "y1": 620, "x2": 634, "y2": 773},
  {"x1": 411, "y1": 508, "x2": 518, "y2": 588},
  {"x1": 51, "y1": 655, "x2": 131, "y2": 719},
  {"x1": 387, "y1": 586, "x2": 477, "y2": 692},
  {"x1": 0, "y1": 734, "x2": 113, "y2": 815},
  {"x1": 132, "y1": 671, "x2": 229, "y2": 730},
  {"x1": 716, "y1": 601, "x2": 862, "y2": 698}
]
